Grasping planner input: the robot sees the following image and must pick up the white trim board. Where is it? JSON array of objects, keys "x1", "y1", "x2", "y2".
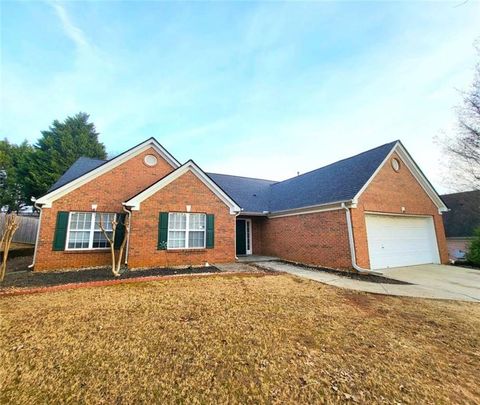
[
  {"x1": 37, "y1": 138, "x2": 180, "y2": 208},
  {"x1": 267, "y1": 200, "x2": 355, "y2": 218},
  {"x1": 124, "y1": 160, "x2": 242, "y2": 214},
  {"x1": 352, "y1": 141, "x2": 448, "y2": 213}
]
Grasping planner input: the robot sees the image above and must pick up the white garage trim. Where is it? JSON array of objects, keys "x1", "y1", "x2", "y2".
[{"x1": 365, "y1": 213, "x2": 440, "y2": 270}]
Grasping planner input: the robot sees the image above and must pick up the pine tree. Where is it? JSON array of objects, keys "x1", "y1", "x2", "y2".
[
  {"x1": 0, "y1": 139, "x2": 34, "y2": 210},
  {"x1": 26, "y1": 112, "x2": 107, "y2": 197}
]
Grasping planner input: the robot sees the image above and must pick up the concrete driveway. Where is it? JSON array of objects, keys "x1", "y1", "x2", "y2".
[
  {"x1": 252, "y1": 261, "x2": 480, "y2": 302},
  {"x1": 379, "y1": 264, "x2": 480, "y2": 302}
]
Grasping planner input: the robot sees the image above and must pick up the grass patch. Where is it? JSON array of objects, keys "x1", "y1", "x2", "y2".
[{"x1": 1, "y1": 274, "x2": 479, "y2": 404}]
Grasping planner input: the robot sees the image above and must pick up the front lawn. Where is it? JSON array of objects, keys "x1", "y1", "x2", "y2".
[{"x1": 1, "y1": 274, "x2": 479, "y2": 404}]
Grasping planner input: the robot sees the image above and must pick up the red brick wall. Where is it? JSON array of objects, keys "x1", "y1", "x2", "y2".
[
  {"x1": 351, "y1": 152, "x2": 449, "y2": 268},
  {"x1": 255, "y1": 210, "x2": 352, "y2": 269},
  {"x1": 127, "y1": 170, "x2": 236, "y2": 268},
  {"x1": 35, "y1": 147, "x2": 175, "y2": 271}
]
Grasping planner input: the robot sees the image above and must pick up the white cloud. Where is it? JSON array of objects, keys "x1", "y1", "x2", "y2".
[{"x1": 48, "y1": 1, "x2": 90, "y2": 51}]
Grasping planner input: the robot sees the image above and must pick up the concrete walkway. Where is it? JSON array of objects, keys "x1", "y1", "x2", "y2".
[{"x1": 252, "y1": 261, "x2": 480, "y2": 302}]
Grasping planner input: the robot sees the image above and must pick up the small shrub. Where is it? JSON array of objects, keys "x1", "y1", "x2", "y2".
[{"x1": 466, "y1": 227, "x2": 480, "y2": 266}]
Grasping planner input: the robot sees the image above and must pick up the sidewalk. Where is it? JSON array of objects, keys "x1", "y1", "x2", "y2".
[{"x1": 252, "y1": 261, "x2": 480, "y2": 302}]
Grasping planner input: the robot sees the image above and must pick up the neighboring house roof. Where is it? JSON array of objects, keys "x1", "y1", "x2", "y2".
[
  {"x1": 49, "y1": 157, "x2": 107, "y2": 192},
  {"x1": 207, "y1": 173, "x2": 276, "y2": 213},
  {"x1": 441, "y1": 190, "x2": 480, "y2": 237},
  {"x1": 124, "y1": 160, "x2": 242, "y2": 214}
]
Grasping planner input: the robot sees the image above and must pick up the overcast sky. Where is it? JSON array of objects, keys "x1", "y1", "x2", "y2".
[{"x1": 1, "y1": 1, "x2": 479, "y2": 192}]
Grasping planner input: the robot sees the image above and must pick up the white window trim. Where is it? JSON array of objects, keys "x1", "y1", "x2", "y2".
[
  {"x1": 65, "y1": 212, "x2": 116, "y2": 251},
  {"x1": 167, "y1": 212, "x2": 206, "y2": 250}
]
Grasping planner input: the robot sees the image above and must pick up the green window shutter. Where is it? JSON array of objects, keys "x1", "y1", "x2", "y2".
[
  {"x1": 52, "y1": 211, "x2": 69, "y2": 251},
  {"x1": 114, "y1": 213, "x2": 127, "y2": 249},
  {"x1": 158, "y1": 212, "x2": 169, "y2": 250},
  {"x1": 206, "y1": 214, "x2": 214, "y2": 249}
]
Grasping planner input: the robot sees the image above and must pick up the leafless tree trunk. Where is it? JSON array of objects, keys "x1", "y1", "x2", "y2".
[
  {"x1": 98, "y1": 214, "x2": 130, "y2": 277},
  {"x1": 442, "y1": 46, "x2": 480, "y2": 191},
  {"x1": 0, "y1": 213, "x2": 20, "y2": 282}
]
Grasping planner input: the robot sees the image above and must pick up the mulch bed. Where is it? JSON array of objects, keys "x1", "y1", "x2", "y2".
[
  {"x1": 1, "y1": 265, "x2": 222, "y2": 291},
  {"x1": 277, "y1": 260, "x2": 412, "y2": 285}
]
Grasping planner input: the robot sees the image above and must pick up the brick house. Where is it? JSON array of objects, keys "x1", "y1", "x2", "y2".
[{"x1": 33, "y1": 138, "x2": 449, "y2": 272}]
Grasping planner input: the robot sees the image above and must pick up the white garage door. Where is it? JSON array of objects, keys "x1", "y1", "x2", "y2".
[{"x1": 365, "y1": 214, "x2": 440, "y2": 270}]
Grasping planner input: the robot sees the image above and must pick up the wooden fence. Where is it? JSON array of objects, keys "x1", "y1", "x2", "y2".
[{"x1": 0, "y1": 214, "x2": 39, "y2": 245}]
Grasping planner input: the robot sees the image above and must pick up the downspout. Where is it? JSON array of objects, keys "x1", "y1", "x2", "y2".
[
  {"x1": 341, "y1": 203, "x2": 375, "y2": 275},
  {"x1": 28, "y1": 200, "x2": 43, "y2": 269},
  {"x1": 122, "y1": 204, "x2": 132, "y2": 265}
]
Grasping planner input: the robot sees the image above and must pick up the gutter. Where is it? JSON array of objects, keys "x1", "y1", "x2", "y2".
[{"x1": 341, "y1": 203, "x2": 379, "y2": 275}]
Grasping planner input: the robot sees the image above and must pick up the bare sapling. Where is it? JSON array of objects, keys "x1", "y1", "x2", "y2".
[
  {"x1": 98, "y1": 214, "x2": 130, "y2": 277},
  {"x1": 0, "y1": 213, "x2": 20, "y2": 282}
]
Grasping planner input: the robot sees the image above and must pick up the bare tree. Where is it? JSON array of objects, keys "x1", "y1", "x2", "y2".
[
  {"x1": 442, "y1": 46, "x2": 480, "y2": 191},
  {"x1": 0, "y1": 213, "x2": 20, "y2": 282},
  {"x1": 98, "y1": 213, "x2": 130, "y2": 277}
]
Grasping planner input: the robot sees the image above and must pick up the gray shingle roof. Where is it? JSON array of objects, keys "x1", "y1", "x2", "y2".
[
  {"x1": 46, "y1": 141, "x2": 399, "y2": 214},
  {"x1": 268, "y1": 141, "x2": 398, "y2": 211},
  {"x1": 48, "y1": 157, "x2": 107, "y2": 192},
  {"x1": 207, "y1": 173, "x2": 275, "y2": 213},
  {"x1": 441, "y1": 190, "x2": 480, "y2": 237},
  {"x1": 210, "y1": 141, "x2": 397, "y2": 213}
]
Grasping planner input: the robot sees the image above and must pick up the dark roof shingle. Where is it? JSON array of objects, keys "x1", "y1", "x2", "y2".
[
  {"x1": 210, "y1": 141, "x2": 397, "y2": 213},
  {"x1": 268, "y1": 141, "x2": 397, "y2": 211},
  {"x1": 48, "y1": 157, "x2": 107, "y2": 192},
  {"x1": 46, "y1": 141, "x2": 399, "y2": 214},
  {"x1": 207, "y1": 173, "x2": 275, "y2": 213},
  {"x1": 441, "y1": 190, "x2": 480, "y2": 237}
]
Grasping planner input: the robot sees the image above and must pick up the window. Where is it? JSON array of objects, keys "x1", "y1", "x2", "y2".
[
  {"x1": 167, "y1": 212, "x2": 206, "y2": 249},
  {"x1": 66, "y1": 212, "x2": 116, "y2": 250}
]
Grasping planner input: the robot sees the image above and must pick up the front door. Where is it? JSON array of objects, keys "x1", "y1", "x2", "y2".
[{"x1": 236, "y1": 219, "x2": 247, "y2": 255}]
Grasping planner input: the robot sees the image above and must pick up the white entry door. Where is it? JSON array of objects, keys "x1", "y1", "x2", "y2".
[{"x1": 365, "y1": 214, "x2": 440, "y2": 270}]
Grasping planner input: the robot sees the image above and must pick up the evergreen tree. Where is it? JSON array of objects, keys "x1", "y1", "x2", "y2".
[
  {"x1": 26, "y1": 112, "x2": 107, "y2": 197},
  {"x1": 0, "y1": 139, "x2": 34, "y2": 210}
]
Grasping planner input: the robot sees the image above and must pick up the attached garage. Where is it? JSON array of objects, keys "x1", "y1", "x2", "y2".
[{"x1": 365, "y1": 214, "x2": 440, "y2": 270}]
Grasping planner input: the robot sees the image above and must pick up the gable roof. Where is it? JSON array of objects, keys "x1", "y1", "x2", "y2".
[
  {"x1": 441, "y1": 190, "x2": 480, "y2": 237},
  {"x1": 36, "y1": 138, "x2": 180, "y2": 207},
  {"x1": 268, "y1": 141, "x2": 397, "y2": 212},
  {"x1": 207, "y1": 173, "x2": 275, "y2": 213},
  {"x1": 38, "y1": 137, "x2": 447, "y2": 215},
  {"x1": 48, "y1": 157, "x2": 106, "y2": 192},
  {"x1": 124, "y1": 160, "x2": 242, "y2": 214}
]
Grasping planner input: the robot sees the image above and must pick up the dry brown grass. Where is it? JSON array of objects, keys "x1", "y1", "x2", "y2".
[{"x1": 1, "y1": 274, "x2": 479, "y2": 404}]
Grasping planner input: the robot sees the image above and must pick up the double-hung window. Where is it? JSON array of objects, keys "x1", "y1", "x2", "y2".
[
  {"x1": 167, "y1": 212, "x2": 206, "y2": 249},
  {"x1": 66, "y1": 212, "x2": 116, "y2": 250}
]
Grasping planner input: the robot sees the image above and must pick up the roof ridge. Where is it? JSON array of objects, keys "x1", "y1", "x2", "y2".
[
  {"x1": 77, "y1": 156, "x2": 108, "y2": 162},
  {"x1": 207, "y1": 172, "x2": 277, "y2": 183},
  {"x1": 272, "y1": 140, "x2": 398, "y2": 187}
]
